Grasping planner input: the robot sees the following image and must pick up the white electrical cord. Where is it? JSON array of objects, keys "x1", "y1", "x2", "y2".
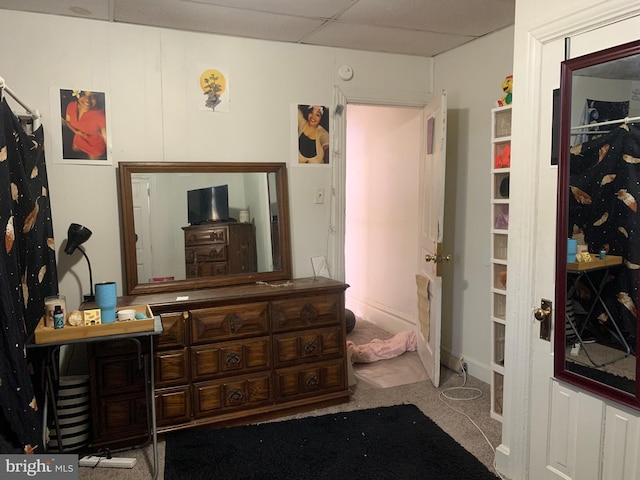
[{"x1": 438, "y1": 362, "x2": 506, "y2": 480}]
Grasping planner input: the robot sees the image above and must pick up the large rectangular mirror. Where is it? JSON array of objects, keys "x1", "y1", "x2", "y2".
[
  {"x1": 118, "y1": 162, "x2": 292, "y2": 295},
  {"x1": 556, "y1": 40, "x2": 640, "y2": 409}
]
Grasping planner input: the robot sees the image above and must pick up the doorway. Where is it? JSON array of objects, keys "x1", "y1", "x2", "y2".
[{"x1": 344, "y1": 103, "x2": 428, "y2": 388}]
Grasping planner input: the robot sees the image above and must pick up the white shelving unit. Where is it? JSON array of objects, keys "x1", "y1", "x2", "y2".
[{"x1": 490, "y1": 105, "x2": 511, "y2": 422}]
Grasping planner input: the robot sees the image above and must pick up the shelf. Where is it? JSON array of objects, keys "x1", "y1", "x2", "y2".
[
  {"x1": 493, "y1": 106, "x2": 512, "y2": 138},
  {"x1": 492, "y1": 295, "x2": 506, "y2": 319},
  {"x1": 492, "y1": 172, "x2": 510, "y2": 200},
  {"x1": 493, "y1": 264, "x2": 507, "y2": 290},
  {"x1": 491, "y1": 363, "x2": 506, "y2": 375},
  {"x1": 489, "y1": 105, "x2": 511, "y2": 423},
  {"x1": 491, "y1": 371, "x2": 504, "y2": 420},
  {"x1": 492, "y1": 235, "x2": 508, "y2": 261},
  {"x1": 492, "y1": 322, "x2": 506, "y2": 366}
]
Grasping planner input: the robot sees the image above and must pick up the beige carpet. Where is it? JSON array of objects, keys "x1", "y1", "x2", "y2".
[
  {"x1": 78, "y1": 318, "x2": 503, "y2": 479},
  {"x1": 568, "y1": 341, "x2": 636, "y2": 379}
]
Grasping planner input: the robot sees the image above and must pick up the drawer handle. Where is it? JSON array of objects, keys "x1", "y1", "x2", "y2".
[
  {"x1": 228, "y1": 389, "x2": 243, "y2": 402},
  {"x1": 305, "y1": 375, "x2": 319, "y2": 387},
  {"x1": 226, "y1": 353, "x2": 241, "y2": 366},
  {"x1": 209, "y1": 248, "x2": 224, "y2": 260},
  {"x1": 300, "y1": 304, "x2": 318, "y2": 322},
  {"x1": 226, "y1": 313, "x2": 243, "y2": 333},
  {"x1": 304, "y1": 341, "x2": 318, "y2": 354},
  {"x1": 211, "y1": 231, "x2": 225, "y2": 242}
]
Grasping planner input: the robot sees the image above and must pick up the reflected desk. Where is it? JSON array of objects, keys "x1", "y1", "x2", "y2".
[
  {"x1": 27, "y1": 315, "x2": 163, "y2": 480},
  {"x1": 567, "y1": 255, "x2": 631, "y2": 367}
]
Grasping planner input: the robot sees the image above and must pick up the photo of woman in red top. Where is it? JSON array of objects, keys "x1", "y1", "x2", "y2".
[{"x1": 61, "y1": 90, "x2": 107, "y2": 160}]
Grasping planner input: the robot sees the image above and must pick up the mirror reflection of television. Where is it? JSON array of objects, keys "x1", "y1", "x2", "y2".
[{"x1": 188, "y1": 184, "x2": 229, "y2": 225}]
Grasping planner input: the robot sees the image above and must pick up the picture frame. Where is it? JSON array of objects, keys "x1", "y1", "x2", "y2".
[
  {"x1": 195, "y1": 65, "x2": 230, "y2": 113},
  {"x1": 50, "y1": 87, "x2": 112, "y2": 165},
  {"x1": 293, "y1": 103, "x2": 331, "y2": 166}
]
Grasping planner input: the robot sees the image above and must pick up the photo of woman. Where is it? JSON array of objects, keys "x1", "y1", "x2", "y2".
[
  {"x1": 59, "y1": 89, "x2": 108, "y2": 161},
  {"x1": 297, "y1": 104, "x2": 330, "y2": 164}
]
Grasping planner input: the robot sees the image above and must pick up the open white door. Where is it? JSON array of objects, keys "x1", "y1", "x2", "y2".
[
  {"x1": 416, "y1": 90, "x2": 448, "y2": 388},
  {"x1": 132, "y1": 175, "x2": 153, "y2": 283},
  {"x1": 526, "y1": 15, "x2": 640, "y2": 480}
]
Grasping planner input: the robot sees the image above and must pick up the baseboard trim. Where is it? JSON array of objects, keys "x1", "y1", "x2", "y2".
[
  {"x1": 346, "y1": 296, "x2": 416, "y2": 334},
  {"x1": 441, "y1": 349, "x2": 463, "y2": 373}
]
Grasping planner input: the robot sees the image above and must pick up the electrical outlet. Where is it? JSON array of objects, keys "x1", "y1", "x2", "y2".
[
  {"x1": 459, "y1": 356, "x2": 467, "y2": 374},
  {"x1": 314, "y1": 187, "x2": 325, "y2": 204}
]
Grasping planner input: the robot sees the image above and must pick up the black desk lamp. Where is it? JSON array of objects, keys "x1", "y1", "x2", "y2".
[{"x1": 64, "y1": 223, "x2": 94, "y2": 302}]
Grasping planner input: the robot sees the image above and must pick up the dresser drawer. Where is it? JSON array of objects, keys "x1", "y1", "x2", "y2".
[
  {"x1": 273, "y1": 326, "x2": 344, "y2": 367},
  {"x1": 157, "y1": 312, "x2": 188, "y2": 349},
  {"x1": 192, "y1": 373, "x2": 272, "y2": 418},
  {"x1": 90, "y1": 339, "x2": 149, "y2": 358},
  {"x1": 156, "y1": 385, "x2": 192, "y2": 426},
  {"x1": 155, "y1": 347, "x2": 189, "y2": 387},
  {"x1": 275, "y1": 359, "x2": 346, "y2": 401},
  {"x1": 184, "y1": 226, "x2": 228, "y2": 246},
  {"x1": 93, "y1": 393, "x2": 149, "y2": 442},
  {"x1": 191, "y1": 302, "x2": 269, "y2": 343},
  {"x1": 185, "y1": 244, "x2": 227, "y2": 264},
  {"x1": 271, "y1": 294, "x2": 343, "y2": 332},
  {"x1": 94, "y1": 355, "x2": 146, "y2": 396},
  {"x1": 191, "y1": 337, "x2": 271, "y2": 381},
  {"x1": 186, "y1": 262, "x2": 227, "y2": 278}
]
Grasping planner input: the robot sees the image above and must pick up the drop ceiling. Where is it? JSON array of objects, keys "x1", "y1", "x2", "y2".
[{"x1": 0, "y1": 0, "x2": 515, "y2": 57}]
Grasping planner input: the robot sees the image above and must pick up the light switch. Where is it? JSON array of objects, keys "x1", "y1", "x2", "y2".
[{"x1": 315, "y1": 187, "x2": 325, "y2": 204}]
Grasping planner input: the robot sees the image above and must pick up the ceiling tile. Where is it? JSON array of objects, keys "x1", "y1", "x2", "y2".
[
  {"x1": 115, "y1": 0, "x2": 324, "y2": 42},
  {"x1": 305, "y1": 22, "x2": 475, "y2": 57},
  {"x1": 0, "y1": 0, "x2": 110, "y2": 19},
  {"x1": 181, "y1": 0, "x2": 358, "y2": 19},
  {"x1": 0, "y1": 0, "x2": 515, "y2": 57},
  {"x1": 338, "y1": 0, "x2": 515, "y2": 37}
]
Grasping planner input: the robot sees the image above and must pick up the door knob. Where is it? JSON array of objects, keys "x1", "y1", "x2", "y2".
[
  {"x1": 534, "y1": 306, "x2": 551, "y2": 321},
  {"x1": 535, "y1": 299, "x2": 552, "y2": 341}
]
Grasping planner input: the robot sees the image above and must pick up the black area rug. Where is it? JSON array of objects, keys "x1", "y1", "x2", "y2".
[{"x1": 164, "y1": 404, "x2": 498, "y2": 479}]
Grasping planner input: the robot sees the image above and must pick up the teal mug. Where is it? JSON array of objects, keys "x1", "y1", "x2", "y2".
[{"x1": 95, "y1": 282, "x2": 117, "y2": 324}]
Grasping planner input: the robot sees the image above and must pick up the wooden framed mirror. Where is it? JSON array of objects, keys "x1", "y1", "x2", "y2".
[
  {"x1": 555, "y1": 39, "x2": 640, "y2": 409},
  {"x1": 118, "y1": 162, "x2": 292, "y2": 295}
]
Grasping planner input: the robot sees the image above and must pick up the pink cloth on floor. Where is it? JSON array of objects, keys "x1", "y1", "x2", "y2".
[{"x1": 347, "y1": 330, "x2": 418, "y2": 364}]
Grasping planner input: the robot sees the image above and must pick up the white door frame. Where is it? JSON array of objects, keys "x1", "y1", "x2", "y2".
[
  {"x1": 329, "y1": 87, "x2": 432, "y2": 283},
  {"x1": 495, "y1": 2, "x2": 640, "y2": 479}
]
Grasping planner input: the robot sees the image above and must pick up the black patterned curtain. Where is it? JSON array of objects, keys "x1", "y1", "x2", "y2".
[
  {"x1": 0, "y1": 98, "x2": 58, "y2": 453},
  {"x1": 569, "y1": 124, "x2": 640, "y2": 345}
]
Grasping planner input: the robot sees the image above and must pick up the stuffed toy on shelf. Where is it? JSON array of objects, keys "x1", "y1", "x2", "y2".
[
  {"x1": 497, "y1": 75, "x2": 513, "y2": 106},
  {"x1": 495, "y1": 144, "x2": 511, "y2": 168}
]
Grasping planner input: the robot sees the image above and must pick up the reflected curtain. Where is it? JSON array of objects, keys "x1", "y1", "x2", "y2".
[
  {"x1": 0, "y1": 98, "x2": 58, "y2": 452},
  {"x1": 569, "y1": 124, "x2": 640, "y2": 346}
]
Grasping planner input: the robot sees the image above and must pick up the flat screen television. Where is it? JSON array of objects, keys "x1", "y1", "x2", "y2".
[{"x1": 187, "y1": 184, "x2": 229, "y2": 225}]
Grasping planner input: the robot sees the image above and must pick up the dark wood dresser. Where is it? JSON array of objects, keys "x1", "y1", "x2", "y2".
[
  {"x1": 88, "y1": 277, "x2": 349, "y2": 448},
  {"x1": 183, "y1": 222, "x2": 257, "y2": 278}
]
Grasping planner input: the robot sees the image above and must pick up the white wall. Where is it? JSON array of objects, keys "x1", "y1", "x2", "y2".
[
  {"x1": 432, "y1": 26, "x2": 515, "y2": 382},
  {"x1": 0, "y1": 10, "x2": 433, "y2": 311}
]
